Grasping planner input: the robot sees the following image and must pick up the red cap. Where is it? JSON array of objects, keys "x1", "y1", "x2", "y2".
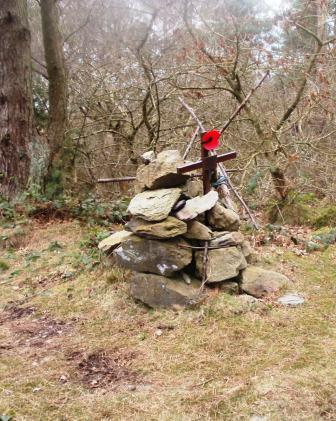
[{"x1": 201, "y1": 130, "x2": 221, "y2": 151}]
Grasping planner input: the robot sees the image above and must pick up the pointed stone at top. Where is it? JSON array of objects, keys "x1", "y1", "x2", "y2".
[{"x1": 135, "y1": 150, "x2": 188, "y2": 191}]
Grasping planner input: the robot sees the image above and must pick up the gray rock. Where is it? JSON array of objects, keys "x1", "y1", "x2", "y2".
[
  {"x1": 208, "y1": 203, "x2": 240, "y2": 231},
  {"x1": 219, "y1": 281, "x2": 239, "y2": 295},
  {"x1": 98, "y1": 231, "x2": 134, "y2": 253},
  {"x1": 184, "y1": 220, "x2": 214, "y2": 240},
  {"x1": 232, "y1": 294, "x2": 268, "y2": 315},
  {"x1": 140, "y1": 150, "x2": 155, "y2": 164},
  {"x1": 175, "y1": 191, "x2": 218, "y2": 221},
  {"x1": 114, "y1": 236, "x2": 192, "y2": 276},
  {"x1": 126, "y1": 216, "x2": 187, "y2": 239},
  {"x1": 240, "y1": 266, "x2": 291, "y2": 298},
  {"x1": 277, "y1": 293, "x2": 304, "y2": 306},
  {"x1": 195, "y1": 246, "x2": 247, "y2": 283},
  {"x1": 135, "y1": 150, "x2": 187, "y2": 190},
  {"x1": 127, "y1": 188, "x2": 181, "y2": 222},
  {"x1": 129, "y1": 272, "x2": 203, "y2": 309},
  {"x1": 210, "y1": 231, "x2": 244, "y2": 247},
  {"x1": 182, "y1": 178, "x2": 203, "y2": 198},
  {"x1": 240, "y1": 240, "x2": 257, "y2": 264}
]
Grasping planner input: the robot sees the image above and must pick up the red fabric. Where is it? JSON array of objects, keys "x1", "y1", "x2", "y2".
[{"x1": 201, "y1": 130, "x2": 221, "y2": 151}]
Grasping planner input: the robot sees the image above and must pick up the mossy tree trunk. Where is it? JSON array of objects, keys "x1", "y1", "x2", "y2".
[
  {"x1": 40, "y1": 0, "x2": 67, "y2": 193},
  {"x1": 0, "y1": 0, "x2": 32, "y2": 199}
]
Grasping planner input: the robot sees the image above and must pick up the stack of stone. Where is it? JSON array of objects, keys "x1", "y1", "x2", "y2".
[{"x1": 99, "y1": 150, "x2": 291, "y2": 309}]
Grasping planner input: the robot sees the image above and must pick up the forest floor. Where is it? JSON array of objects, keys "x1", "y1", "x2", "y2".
[{"x1": 0, "y1": 219, "x2": 336, "y2": 420}]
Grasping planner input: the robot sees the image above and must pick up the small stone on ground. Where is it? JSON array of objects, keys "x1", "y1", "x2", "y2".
[{"x1": 277, "y1": 293, "x2": 305, "y2": 306}]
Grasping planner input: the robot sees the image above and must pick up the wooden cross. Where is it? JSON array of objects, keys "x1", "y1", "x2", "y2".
[{"x1": 177, "y1": 148, "x2": 237, "y2": 195}]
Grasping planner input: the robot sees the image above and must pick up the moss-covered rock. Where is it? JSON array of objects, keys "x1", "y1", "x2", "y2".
[{"x1": 312, "y1": 206, "x2": 336, "y2": 228}]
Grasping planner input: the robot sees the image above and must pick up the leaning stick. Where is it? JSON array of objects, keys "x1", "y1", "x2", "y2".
[
  {"x1": 178, "y1": 97, "x2": 206, "y2": 132},
  {"x1": 200, "y1": 240, "x2": 209, "y2": 292},
  {"x1": 97, "y1": 176, "x2": 136, "y2": 183},
  {"x1": 178, "y1": 73, "x2": 269, "y2": 230},
  {"x1": 179, "y1": 96, "x2": 236, "y2": 211},
  {"x1": 183, "y1": 126, "x2": 200, "y2": 159}
]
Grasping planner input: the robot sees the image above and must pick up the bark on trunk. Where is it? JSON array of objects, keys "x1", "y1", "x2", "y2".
[
  {"x1": 40, "y1": 0, "x2": 67, "y2": 170},
  {"x1": 0, "y1": 0, "x2": 32, "y2": 199}
]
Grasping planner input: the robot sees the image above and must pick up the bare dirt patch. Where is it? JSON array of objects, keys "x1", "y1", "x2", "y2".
[
  {"x1": 0, "y1": 305, "x2": 74, "y2": 349},
  {"x1": 68, "y1": 348, "x2": 143, "y2": 390},
  {"x1": 12, "y1": 315, "x2": 72, "y2": 347},
  {"x1": 0, "y1": 304, "x2": 37, "y2": 323}
]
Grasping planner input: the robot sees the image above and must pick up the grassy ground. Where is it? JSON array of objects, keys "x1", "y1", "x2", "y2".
[{"x1": 0, "y1": 219, "x2": 336, "y2": 420}]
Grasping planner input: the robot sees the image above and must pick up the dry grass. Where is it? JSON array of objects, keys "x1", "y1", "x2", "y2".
[{"x1": 0, "y1": 220, "x2": 336, "y2": 420}]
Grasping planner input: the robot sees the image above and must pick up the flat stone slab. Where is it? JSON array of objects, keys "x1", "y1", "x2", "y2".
[
  {"x1": 208, "y1": 203, "x2": 240, "y2": 231},
  {"x1": 241, "y1": 266, "x2": 291, "y2": 298},
  {"x1": 129, "y1": 272, "x2": 203, "y2": 309},
  {"x1": 98, "y1": 230, "x2": 133, "y2": 253},
  {"x1": 195, "y1": 246, "x2": 247, "y2": 283},
  {"x1": 210, "y1": 231, "x2": 244, "y2": 247},
  {"x1": 175, "y1": 191, "x2": 218, "y2": 221},
  {"x1": 126, "y1": 216, "x2": 187, "y2": 239},
  {"x1": 277, "y1": 293, "x2": 305, "y2": 306},
  {"x1": 127, "y1": 188, "x2": 181, "y2": 222},
  {"x1": 113, "y1": 236, "x2": 192, "y2": 276}
]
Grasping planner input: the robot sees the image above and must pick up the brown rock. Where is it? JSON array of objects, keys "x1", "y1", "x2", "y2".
[
  {"x1": 126, "y1": 216, "x2": 187, "y2": 239},
  {"x1": 182, "y1": 178, "x2": 203, "y2": 198},
  {"x1": 195, "y1": 246, "x2": 247, "y2": 283},
  {"x1": 240, "y1": 266, "x2": 291, "y2": 298},
  {"x1": 208, "y1": 203, "x2": 240, "y2": 231},
  {"x1": 219, "y1": 281, "x2": 239, "y2": 295},
  {"x1": 135, "y1": 150, "x2": 187, "y2": 190},
  {"x1": 210, "y1": 231, "x2": 244, "y2": 247},
  {"x1": 129, "y1": 272, "x2": 203, "y2": 309},
  {"x1": 240, "y1": 240, "x2": 256, "y2": 263},
  {"x1": 184, "y1": 220, "x2": 213, "y2": 240}
]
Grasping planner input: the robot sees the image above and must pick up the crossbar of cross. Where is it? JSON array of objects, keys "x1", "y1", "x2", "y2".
[{"x1": 177, "y1": 151, "x2": 237, "y2": 195}]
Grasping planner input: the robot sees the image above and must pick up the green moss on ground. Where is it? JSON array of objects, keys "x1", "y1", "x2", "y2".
[{"x1": 268, "y1": 192, "x2": 336, "y2": 228}]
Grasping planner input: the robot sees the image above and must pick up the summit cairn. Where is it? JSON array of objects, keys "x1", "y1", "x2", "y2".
[{"x1": 99, "y1": 148, "x2": 291, "y2": 309}]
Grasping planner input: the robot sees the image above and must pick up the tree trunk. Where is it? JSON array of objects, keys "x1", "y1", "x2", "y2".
[
  {"x1": 0, "y1": 0, "x2": 32, "y2": 199},
  {"x1": 40, "y1": 0, "x2": 67, "y2": 176}
]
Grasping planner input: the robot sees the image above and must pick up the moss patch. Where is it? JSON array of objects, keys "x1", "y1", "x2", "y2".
[
  {"x1": 267, "y1": 193, "x2": 336, "y2": 228},
  {"x1": 312, "y1": 205, "x2": 336, "y2": 228}
]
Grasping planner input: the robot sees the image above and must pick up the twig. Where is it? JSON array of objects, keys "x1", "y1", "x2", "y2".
[
  {"x1": 220, "y1": 71, "x2": 270, "y2": 135},
  {"x1": 200, "y1": 241, "x2": 209, "y2": 291},
  {"x1": 178, "y1": 97, "x2": 206, "y2": 132}
]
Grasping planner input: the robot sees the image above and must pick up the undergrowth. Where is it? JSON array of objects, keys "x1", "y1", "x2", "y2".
[{"x1": 0, "y1": 192, "x2": 130, "y2": 226}]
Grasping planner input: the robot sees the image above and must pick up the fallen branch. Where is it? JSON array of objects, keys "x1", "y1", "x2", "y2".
[{"x1": 97, "y1": 176, "x2": 136, "y2": 183}]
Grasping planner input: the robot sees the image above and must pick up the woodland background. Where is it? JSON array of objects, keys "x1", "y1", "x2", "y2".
[
  {"x1": 1, "y1": 0, "x2": 336, "y2": 224},
  {"x1": 3, "y1": 2, "x2": 336, "y2": 419}
]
